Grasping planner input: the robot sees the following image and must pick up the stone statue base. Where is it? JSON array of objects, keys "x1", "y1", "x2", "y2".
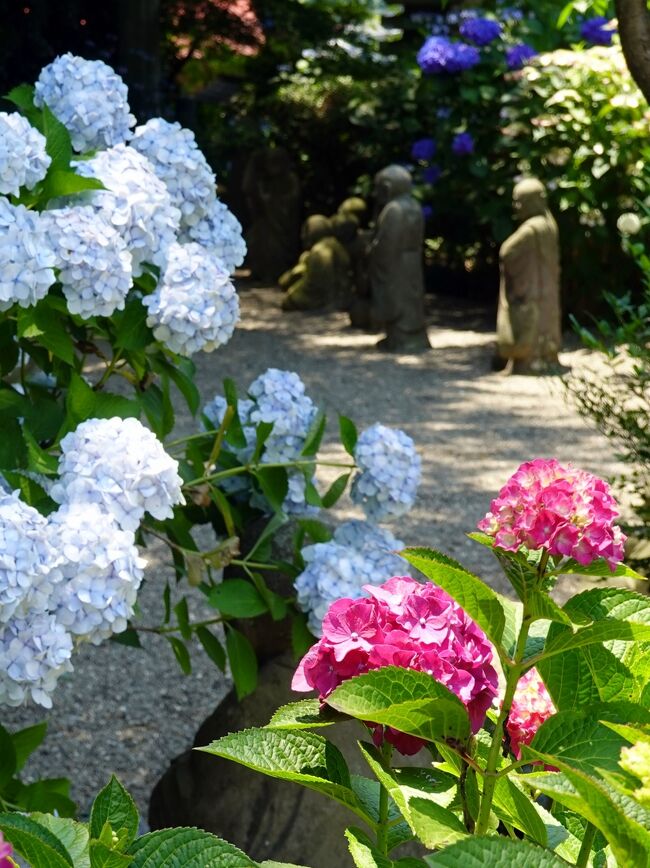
[{"x1": 377, "y1": 330, "x2": 431, "y2": 354}]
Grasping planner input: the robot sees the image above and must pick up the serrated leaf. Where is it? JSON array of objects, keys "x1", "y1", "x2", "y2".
[
  {"x1": 167, "y1": 636, "x2": 192, "y2": 675},
  {"x1": 301, "y1": 411, "x2": 326, "y2": 456},
  {"x1": 6, "y1": 83, "x2": 36, "y2": 113},
  {"x1": 0, "y1": 812, "x2": 73, "y2": 867},
  {"x1": 540, "y1": 619, "x2": 650, "y2": 659},
  {"x1": 327, "y1": 667, "x2": 471, "y2": 745},
  {"x1": 155, "y1": 357, "x2": 200, "y2": 415},
  {"x1": 322, "y1": 472, "x2": 351, "y2": 508},
  {"x1": 89, "y1": 776, "x2": 139, "y2": 847},
  {"x1": 255, "y1": 466, "x2": 288, "y2": 512},
  {"x1": 291, "y1": 612, "x2": 315, "y2": 658},
  {"x1": 30, "y1": 814, "x2": 89, "y2": 868},
  {"x1": 42, "y1": 103, "x2": 72, "y2": 170},
  {"x1": 110, "y1": 628, "x2": 142, "y2": 649},
  {"x1": 89, "y1": 841, "x2": 133, "y2": 867},
  {"x1": 556, "y1": 558, "x2": 646, "y2": 581},
  {"x1": 345, "y1": 826, "x2": 394, "y2": 868},
  {"x1": 113, "y1": 300, "x2": 152, "y2": 351},
  {"x1": 209, "y1": 579, "x2": 268, "y2": 618},
  {"x1": 18, "y1": 301, "x2": 73, "y2": 364},
  {"x1": 267, "y1": 699, "x2": 343, "y2": 729},
  {"x1": 42, "y1": 169, "x2": 104, "y2": 199},
  {"x1": 492, "y1": 775, "x2": 547, "y2": 846},
  {"x1": 423, "y1": 836, "x2": 568, "y2": 866},
  {"x1": 339, "y1": 415, "x2": 358, "y2": 454},
  {"x1": 401, "y1": 548, "x2": 506, "y2": 649},
  {"x1": 199, "y1": 727, "x2": 370, "y2": 823},
  {"x1": 196, "y1": 626, "x2": 226, "y2": 671},
  {"x1": 11, "y1": 721, "x2": 47, "y2": 771},
  {"x1": 128, "y1": 827, "x2": 258, "y2": 867},
  {"x1": 225, "y1": 627, "x2": 257, "y2": 700}
]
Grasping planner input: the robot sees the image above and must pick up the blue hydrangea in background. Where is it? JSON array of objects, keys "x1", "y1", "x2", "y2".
[
  {"x1": 417, "y1": 36, "x2": 480, "y2": 74},
  {"x1": 351, "y1": 423, "x2": 421, "y2": 521},
  {"x1": 422, "y1": 165, "x2": 441, "y2": 184},
  {"x1": 580, "y1": 16, "x2": 615, "y2": 46},
  {"x1": 452, "y1": 132, "x2": 475, "y2": 156},
  {"x1": 422, "y1": 204, "x2": 433, "y2": 220},
  {"x1": 459, "y1": 17, "x2": 503, "y2": 46},
  {"x1": 411, "y1": 138, "x2": 437, "y2": 162},
  {"x1": 505, "y1": 42, "x2": 537, "y2": 69}
]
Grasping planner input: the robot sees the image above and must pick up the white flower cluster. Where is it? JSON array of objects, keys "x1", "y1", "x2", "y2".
[
  {"x1": 0, "y1": 112, "x2": 50, "y2": 196},
  {"x1": 351, "y1": 423, "x2": 421, "y2": 521},
  {"x1": 0, "y1": 417, "x2": 184, "y2": 708},
  {"x1": 75, "y1": 144, "x2": 181, "y2": 277},
  {"x1": 34, "y1": 53, "x2": 135, "y2": 152},
  {"x1": 0, "y1": 198, "x2": 56, "y2": 311},
  {"x1": 182, "y1": 198, "x2": 247, "y2": 275},
  {"x1": 51, "y1": 416, "x2": 185, "y2": 532},
  {"x1": 295, "y1": 520, "x2": 409, "y2": 635},
  {"x1": 143, "y1": 242, "x2": 239, "y2": 356},
  {"x1": 42, "y1": 206, "x2": 132, "y2": 318},
  {"x1": 130, "y1": 118, "x2": 216, "y2": 229}
]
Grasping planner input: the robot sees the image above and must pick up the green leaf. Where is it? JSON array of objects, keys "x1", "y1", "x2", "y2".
[
  {"x1": 110, "y1": 628, "x2": 142, "y2": 649},
  {"x1": 0, "y1": 812, "x2": 73, "y2": 867},
  {"x1": 209, "y1": 579, "x2": 268, "y2": 618},
  {"x1": 92, "y1": 391, "x2": 140, "y2": 421},
  {"x1": 66, "y1": 375, "x2": 140, "y2": 427},
  {"x1": 128, "y1": 828, "x2": 258, "y2": 867},
  {"x1": 327, "y1": 667, "x2": 471, "y2": 745},
  {"x1": 30, "y1": 814, "x2": 90, "y2": 868},
  {"x1": 89, "y1": 776, "x2": 139, "y2": 847},
  {"x1": 6, "y1": 83, "x2": 36, "y2": 113},
  {"x1": 0, "y1": 724, "x2": 17, "y2": 789},
  {"x1": 0, "y1": 418, "x2": 27, "y2": 471},
  {"x1": 359, "y1": 744, "x2": 465, "y2": 849},
  {"x1": 423, "y1": 836, "x2": 569, "y2": 866},
  {"x1": 255, "y1": 466, "x2": 288, "y2": 512},
  {"x1": 174, "y1": 598, "x2": 191, "y2": 641},
  {"x1": 302, "y1": 411, "x2": 326, "y2": 457},
  {"x1": 540, "y1": 620, "x2": 650, "y2": 660},
  {"x1": 18, "y1": 301, "x2": 74, "y2": 364},
  {"x1": 196, "y1": 626, "x2": 226, "y2": 671},
  {"x1": 339, "y1": 415, "x2": 358, "y2": 455},
  {"x1": 167, "y1": 636, "x2": 192, "y2": 675},
  {"x1": 42, "y1": 103, "x2": 72, "y2": 170},
  {"x1": 492, "y1": 776, "x2": 547, "y2": 846},
  {"x1": 225, "y1": 626, "x2": 257, "y2": 700},
  {"x1": 113, "y1": 299, "x2": 152, "y2": 351},
  {"x1": 89, "y1": 841, "x2": 133, "y2": 868},
  {"x1": 267, "y1": 699, "x2": 343, "y2": 729},
  {"x1": 42, "y1": 169, "x2": 104, "y2": 200},
  {"x1": 11, "y1": 721, "x2": 47, "y2": 771},
  {"x1": 401, "y1": 548, "x2": 506, "y2": 649},
  {"x1": 23, "y1": 426, "x2": 58, "y2": 475},
  {"x1": 557, "y1": 558, "x2": 646, "y2": 582},
  {"x1": 199, "y1": 727, "x2": 369, "y2": 823},
  {"x1": 153, "y1": 357, "x2": 200, "y2": 415},
  {"x1": 297, "y1": 519, "x2": 332, "y2": 543},
  {"x1": 345, "y1": 826, "x2": 400, "y2": 868},
  {"x1": 322, "y1": 472, "x2": 351, "y2": 508},
  {"x1": 291, "y1": 612, "x2": 315, "y2": 658},
  {"x1": 139, "y1": 384, "x2": 174, "y2": 440}
]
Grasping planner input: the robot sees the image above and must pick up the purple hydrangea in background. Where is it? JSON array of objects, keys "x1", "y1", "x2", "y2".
[
  {"x1": 411, "y1": 138, "x2": 436, "y2": 162},
  {"x1": 580, "y1": 16, "x2": 615, "y2": 46},
  {"x1": 506, "y1": 42, "x2": 537, "y2": 69},
  {"x1": 452, "y1": 132, "x2": 475, "y2": 156},
  {"x1": 417, "y1": 35, "x2": 480, "y2": 74},
  {"x1": 459, "y1": 17, "x2": 502, "y2": 46},
  {"x1": 422, "y1": 165, "x2": 441, "y2": 184},
  {"x1": 422, "y1": 204, "x2": 433, "y2": 220}
]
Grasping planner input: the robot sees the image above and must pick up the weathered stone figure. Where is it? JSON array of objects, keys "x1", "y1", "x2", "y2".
[
  {"x1": 496, "y1": 178, "x2": 561, "y2": 373},
  {"x1": 280, "y1": 214, "x2": 352, "y2": 311},
  {"x1": 243, "y1": 147, "x2": 301, "y2": 282},
  {"x1": 369, "y1": 165, "x2": 430, "y2": 353}
]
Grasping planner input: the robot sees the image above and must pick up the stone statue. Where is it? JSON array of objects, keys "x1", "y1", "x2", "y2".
[
  {"x1": 496, "y1": 178, "x2": 561, "y2": 373},
  {"x1": 280, "y1": 214, "x2": 352, "y2": 312},
  {"x1": 369, "y1": 165, "x2": 430, "y2": 353},
  {"x1": 338, "y1": 196, "x2": 368, "y2": 228},
  {"x1": 243, "y1": 147, "x2": 301, "y2": 282}
]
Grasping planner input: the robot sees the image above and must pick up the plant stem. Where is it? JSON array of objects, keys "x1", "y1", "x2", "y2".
[
  {"x1": 376, "y1": 740, "x2": 393, "y2": 855},
  {"x1": 135, "y1": 615, "x2": 224, "y2": 634},
  {"x1": 184, "y1": 459, "x2": 355, "y2": 488},
  {"x1": 459, "y1": 760, "x2": 475, "y2": 833},
  {"x1": 576, "y1": 822, "x2": 597, "y2": 867}
]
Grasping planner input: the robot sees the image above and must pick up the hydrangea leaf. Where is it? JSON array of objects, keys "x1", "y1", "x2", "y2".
[
  {"x1": 400, "y1": 548, "x2": 506, "y2": 650},
  {"x1": 0, "y1": 724, "x2": 16, "y2": 790},
  {"x1": 199, "y1": 727, "x2": 371, "y2": 825},
  {"x1": 345, "y1": 826, "x2": 428, "y2": 868},
  {"x1": 539, "y1": 619, "x2": 650, "y2": 659},
  {"x1": 225, "y1": 627, "x2": 257, "y2": 700},
  {"x1": 11, "y1": 721, "x2": 47, "y2": 771},
  {"x1": 88, "y1": 840, "x2": 133, "y2": 867},
  {"x1": 327, "y1": 667, "x2": 471, "y2": 745},
  {"x1": 209, "y1": 579, "x2": 268, "y2": 618},
  {"x1": 30, "y1": 814, "x2": 89, "y2": 868},
  {"x1": 301, "y1": 410, "x2": 326, "y2": 456},
  {"x1": 128, "y1": 828, "x2": 258, "y2": 867},
  {"x1": 423, "y1": 836, "x2": 569, "y2": 866},
  {"x1": 552, "y1": 558, "x2": 646, "y2": 581},
  {"x1": 267, "y1": 699, "x2": 343, "y2": 729},
  {"x1": 41, "y1": 103, "x2": 72, "y2": 171},
  {"x1": 492, "y1": 776, "x2": 548, "y2": 846},
  {"x1": 89, "y1": 776, "x2": 139, "y2": 848},
  {"x1": 0, "y1": 812, "x2": 73, "y2": 867},
  {"x1": 322, "y1": 472, "x2": 351, "y2": 508},
  {"x1": 339, "y1": 415, "x2": 358, "y2": 455}
]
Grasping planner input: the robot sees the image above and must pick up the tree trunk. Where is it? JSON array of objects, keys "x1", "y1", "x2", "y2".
[{"x1": 615, "y1": 0, "x2": 650, "y2": 104}]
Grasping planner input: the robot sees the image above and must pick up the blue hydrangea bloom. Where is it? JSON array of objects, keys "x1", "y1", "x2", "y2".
[
  {"x1": 411, "y1": 138, "x2": 436, "y2": 162},
  {"x1": 452, "y1": 132, "x2": 475, "y2": 155},
  {"x1": 417, "y1": 36, "x2": 480, "y2": 74},
  {"x1": 422, "y1": 204, "x2": 433, "y2": 220},
  {"x1": 459, "y1": 17, "x2": 502, "y2": 46},
  {"x1": 294, "y1": 521, "x2": 409, "y2": 635},
  {"x1": 351, "y1": 424, "x2": 421, "y2": 521},
  {"x1": 423, "y1": 165, "x2": 441, "y2": 185},
  {"x1": 580, "y1": 16, "x2": 615, "y2": 46},
  {"x1": 505, "y1": 42, "x2": 537, "y2": 69}
]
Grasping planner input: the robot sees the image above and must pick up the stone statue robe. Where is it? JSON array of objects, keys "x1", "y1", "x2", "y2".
[{"x1": 282, "y1": 237, "x2": 351, "y2": 311}]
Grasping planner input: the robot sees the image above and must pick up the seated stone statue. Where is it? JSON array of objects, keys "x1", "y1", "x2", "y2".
[
  {"x1": 369, "y1": 165, "x2": 431, "y2": 353},
  {"x1": 496, "y1": 178, "x2": 561, "y2": 374},
  {"x1": 338, "y1": 196, "x2": 368, "y2": 228},
  {"x1": 281, "y1": 214, "x2": 352, "y2": 312}
]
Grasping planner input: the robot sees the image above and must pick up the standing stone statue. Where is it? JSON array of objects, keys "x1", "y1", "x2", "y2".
[
  {"x1": 496, "y1": 178, "x2": 561, "y2": 373},
  {"x1": 369, "y1": 165, "x2": 430, "y2": 353},
  {"x1": 243, "y1": 147, "x2": 301, "y2": 282}
]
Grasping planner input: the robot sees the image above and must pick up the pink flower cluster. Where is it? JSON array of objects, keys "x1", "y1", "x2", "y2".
[
  {"x1": 506, "y1": 668, "x2": 556, "y2": 759},
  {"x1": 478, "y1": 458, "x2": 626, "y2": 569},
  {"x1": 0, "y1": 831, "x2": 12, "y2": 868},
  {"x1": 293, "y1": 577, "x2": 499, "y2": 755}
]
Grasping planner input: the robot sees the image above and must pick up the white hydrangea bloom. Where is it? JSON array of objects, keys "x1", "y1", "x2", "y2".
[
  {"x1": 34, "y1": 53, "x2": 135, "y2": 152},
  {"x1": 0, "y1": 112, "x2": 51, "y2": 196},
  {"x1": 182, "y1": 197, "x2": 246, "y2": 274},
  {"x1": 74, "y1": 145, "x2": 180, "y2": 276},
  {"x1": 50, "y1": 416, "x2": 185, "y2": 532},
  {"x1": 49, "y1": 503, "x2": 146, "y2": 644},
  {"x1": 351, "y1": 423, "x2": 421, "y2": 521},
  {"x1": 295, "y1": 521, "x2": 408, "y2": 635},
  {"x1": 42, "y1": 206, "x2": 133, "y2": 318},
  {"x1": 143, "y1": 241, "x2": 239, "y2": 356},
  {"x1": 0, "y1": 198, "x2": 56, "y2": 311},
  {"x1": 0, "y1": 491, "x2": 62, "y2": 621},
  {"x1": 0, "y1": 611, "x2": 73, "y2": 708},
  {"x1": 130, "y1": 118, "x2": 216, "y2": 229}
]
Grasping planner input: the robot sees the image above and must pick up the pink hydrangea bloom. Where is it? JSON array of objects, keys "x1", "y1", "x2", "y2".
[
  {"x1": 0, "y1": 831, "x2": 12, "y2": 868},
  {"x1": 506, "y1": 667, "x2": 556, "y2": 759},
  {"x1": 292, "y1": 577, "x2": 499, "y2": 755},
  {"x1": 478, "y1": 458, "x2": 626, "y2": 569}
]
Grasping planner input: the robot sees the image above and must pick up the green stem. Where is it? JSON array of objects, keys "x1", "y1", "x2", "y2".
[
  {"x1": 576, "y1": 822, "x2": 597, "y2": 867},
  {"x1": 135, "y1": 615, "x2": 224, "y2": 634},
  {"x1": 376, "y1": 741, "x2": 393, "y2": 855},
  {"x1": 205, "y1": 405, "x2": 234, "y2": 469},
  {"x1": 184, "y1": 458, "x2": 355, "y2": 488},
  {"x1": 459, "y1": 760, "x2": 475, "y2": 833},
  {"x1": 94, "y1": 350, "x2": 123, "y2": 390}
]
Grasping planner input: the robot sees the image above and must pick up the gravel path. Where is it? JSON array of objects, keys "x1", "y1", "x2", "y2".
[{"x1": 2, "y1": 283, "x2": 627, "y2": 821}]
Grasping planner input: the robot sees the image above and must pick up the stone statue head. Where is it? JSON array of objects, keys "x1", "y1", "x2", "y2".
[
  {"x1": 374, "y1": 165, "x2": 412, "y2": 209},
  {"x1": 338, "y1": 196, "x2": 367, "y2": 226},
  {"x1": 330, "y1": 213, "x2": 358, "y2": 244},
  {"x1": 513, "y1": 178, "x2": 548, "y2": 222},
  {"x1": 301, "y1": 214, "x2": 332, "y2": 250}
]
